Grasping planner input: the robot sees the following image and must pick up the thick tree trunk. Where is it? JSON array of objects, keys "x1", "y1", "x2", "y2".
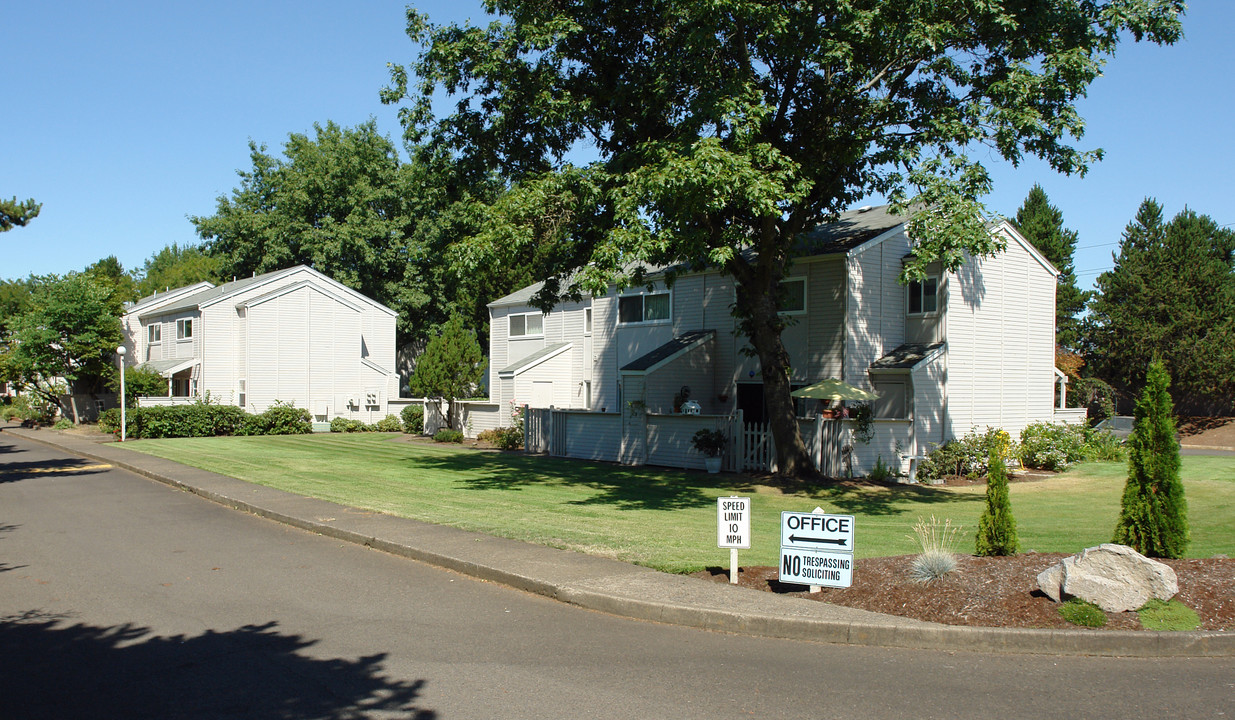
[
  {"x1": 749, "y1": 320, "x2": 814, "y2": 477},
  {"x1": 735, "y1": 267, "x2": 814, "y2": 477}
]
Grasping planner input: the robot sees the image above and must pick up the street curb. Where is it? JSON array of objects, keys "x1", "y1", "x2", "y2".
[{"x1": 6, "y1": 426, "x2": 1233, "y2": 658}]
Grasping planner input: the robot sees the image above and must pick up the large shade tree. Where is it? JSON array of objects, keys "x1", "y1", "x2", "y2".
[
  {"x1": 192, "y1": 120, "x2": 421, "y2": 341},
  {"x1": 1088, "y1": 199, "x2": 1235, "y2": 412},
  {"x1": 134, "y1": 243, "x2": 224, "y2": 298},
  {"x1": 384, "y1": 0, "x2": 1183, "y2": 475},
  {"x1": 192, "y1": 119, "x2": 534, "y2": 349},
  {"x1": 0, "y1": 273, "x2": 123, "y2": 420}
]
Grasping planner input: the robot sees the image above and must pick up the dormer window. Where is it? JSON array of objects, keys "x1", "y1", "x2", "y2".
[{"x1": 908, "y1": 277, "x2": 938, "y2": 315}]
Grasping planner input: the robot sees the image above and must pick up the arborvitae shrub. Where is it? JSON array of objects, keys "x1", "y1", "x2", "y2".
[
  {"x1": 1113, "y1": 360, "x2": 1188, "y2": 558},
  {"x1": 975, "y1": 450, "x2": 1019, "y2": 556}
]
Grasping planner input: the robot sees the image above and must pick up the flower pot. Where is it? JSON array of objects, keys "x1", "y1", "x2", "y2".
[{"x1": 705, "y1": 456, "x2": 722, "y2": 474}]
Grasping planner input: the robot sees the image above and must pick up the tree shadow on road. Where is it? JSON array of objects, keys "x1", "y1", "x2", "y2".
[
  {"x1": 0, "y1": 611, "x2": 436, "y2": 719},
  {"x1": 0, "y1": 458, "x2": 112, "y2": 484}
]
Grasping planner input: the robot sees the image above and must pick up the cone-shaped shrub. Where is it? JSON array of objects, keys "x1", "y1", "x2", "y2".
[
  {"x1": 975, "y1": 450, "x2": 1019, "y2": 556},
  {"x1": 1113, "y1": 360, "x2": 1188, "y2": 558}
]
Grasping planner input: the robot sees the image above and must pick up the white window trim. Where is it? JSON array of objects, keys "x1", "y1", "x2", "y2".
[
  {"x1": 176, "y1": 318, "x2": 193, "y2": 341},
  {"x1": 147, "y1": 324, "x2": 161, "y2": 344},
  {"x1": 779, "y1": 276, "x2": 808, "y2": 316},
  {"x1": 907, "y1": 276, "x2": 940, "y2": 316},
  {"x1": 617, "y1": 290, "x2": 672, "y2": 325},
  {"x1": 584, "y1": 307, "x2": 593, "y2": 335},
  {"x1": 509, "y1": 311, "x2": 545, "y2": 338}
]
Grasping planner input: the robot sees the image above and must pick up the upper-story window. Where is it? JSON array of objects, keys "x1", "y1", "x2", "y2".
[
  {"x1": 176, "y1": 318, "x2": 193, "y2": 340},
  {"x1": 908, "y1": 277, "x2": 939, "y2": 315},
  {"x1": 147, "y1": 324, "x2": 161, "y2": 343},
  {"x1": 584, "y1": 307, "x2": 593, "y2": 334},
  {"x1": 779, "y1": 277, "x2": 807, "y2": 315},
  {"x1": 509, "y1": 312, "x2": 544, "y2": 338},
  {"x1": 618, "y1": 291, "x2": 670, "y2": 324}
]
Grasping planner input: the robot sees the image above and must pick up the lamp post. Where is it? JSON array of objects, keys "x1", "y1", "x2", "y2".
[{"x1": 116, "y1": 345, "x2": 127, "y2": 442}]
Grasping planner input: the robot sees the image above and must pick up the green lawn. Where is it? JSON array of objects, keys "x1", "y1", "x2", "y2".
[{"x1": 125, "y1": 434, "x2": 1235, "y2": 573}]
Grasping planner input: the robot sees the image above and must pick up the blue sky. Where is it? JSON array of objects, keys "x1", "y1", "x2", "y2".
[{"x1": 5, "y1": 1, "x2": 1232, "y2": 293}]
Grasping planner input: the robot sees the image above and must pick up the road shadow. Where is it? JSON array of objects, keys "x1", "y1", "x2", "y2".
[
  {"x1": 0, "y1": 458, "x2": 112, "y2": 484},
  {"x1": 402, "y1": 451, "x2": 728, "y2": 511},
  {"x1": 0, "y1": 612, "x2": 435, "y2": 719}
]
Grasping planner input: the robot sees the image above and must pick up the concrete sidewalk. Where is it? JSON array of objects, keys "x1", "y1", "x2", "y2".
[{"x1": 5, "y1": 424, "x2": 1231, "y2": 658}]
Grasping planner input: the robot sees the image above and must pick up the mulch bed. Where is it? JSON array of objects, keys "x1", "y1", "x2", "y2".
[{"x1": 691, "y1": 553, "x2": 1235, "y2": 631}]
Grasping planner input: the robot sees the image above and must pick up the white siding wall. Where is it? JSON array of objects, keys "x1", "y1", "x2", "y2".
[
  {"x1": 845, "y1": 231, "x2": 910, "y2": 390},
  {"x1": 912, "y1": 354, "x2": 948, "y2": 454},
  {"x1": 563, "y1": 413, "x2": 623, "y2": 462},
  {"x1": 945, "y1": 234, "x2": 1057, "y2": 439},
  {"x1": 512, "y1": 352, "x2": 575, "y2": 408},
  {"x1": 640, "y1": 338, "x2": 716, "y2": 414}
]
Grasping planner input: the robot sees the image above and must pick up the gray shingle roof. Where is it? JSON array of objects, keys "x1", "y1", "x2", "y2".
[
  {"x1": 620, "y1": 330, "x2": 715, "y2": 374},
  {"x1": 794, "y1": 205, "x2": 910, "y2": 257},
  {"x1": 139, "y1": 268, "x2": 295, "y2": 317},
  {"x1": 498, "y1": 342, "x2": 572, "y2": 376},
  {"x1": 869, "y1": 342, "x2": 946, "y2": 370}
]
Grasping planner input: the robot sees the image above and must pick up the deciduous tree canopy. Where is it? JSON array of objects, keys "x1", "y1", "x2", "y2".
[
  {"x1": 0, "y1": 273, "x2": 123, "y2": 418},
  {"x1": 385, "y1": 0, "x2": 1183, "y2": 475},
  {"x1": 134, "y1": 243, "x2": 224, "y2": 298},
  {"x1": 191, "y1": 119, "x2": 535, "y2": 349}
]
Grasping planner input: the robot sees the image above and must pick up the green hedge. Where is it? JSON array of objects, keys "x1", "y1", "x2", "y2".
[{"x1": 103, "y1": 402, "x2": 312, "y2": 439}]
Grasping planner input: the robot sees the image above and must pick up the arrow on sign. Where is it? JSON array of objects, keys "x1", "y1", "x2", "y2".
[{"x1": 788, "y1": 535, "x2": 849, "y2": 547}]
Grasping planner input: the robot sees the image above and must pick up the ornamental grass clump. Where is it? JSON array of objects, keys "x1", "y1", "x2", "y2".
[{"x1": 907, "y1": 516, "x2": 963, "y2": 583}]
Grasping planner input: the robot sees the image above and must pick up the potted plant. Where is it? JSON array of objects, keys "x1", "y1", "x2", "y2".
[{"x1": 691, "y1": 428, "x2": 728, "y2": 473}]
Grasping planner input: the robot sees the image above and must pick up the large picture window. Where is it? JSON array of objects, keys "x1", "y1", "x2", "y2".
[
  {"x1": 176, "y1": 318, "x2": 193, "y2": 340},
  {"x1": 908, "y1": 277, "x2": 938, "y2": 315},
  {"x1": 618, "y1": 292, "x2": 670, "y2": 324},
  {"x1": 509, "y1": 312, "x2": 544, "y2": 338}
]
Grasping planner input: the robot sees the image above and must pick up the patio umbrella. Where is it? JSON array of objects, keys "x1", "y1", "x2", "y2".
[{"x1": 791, "y1": 379, "x2": 879, "y2": 402}]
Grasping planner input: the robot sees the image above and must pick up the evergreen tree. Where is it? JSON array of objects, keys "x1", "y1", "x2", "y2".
[
  {"x1": 1113, "y1": 359, "x2": 1188, "y2": 558},
  {"x1": 1088, "y1": 200, "x2": 1235, "y2": 411},
  {"x1": 408, "y1": 315, "x2": 487, "y2": 430},
  {"x1": 1013, "y1": 185, "x2": 1089, "y2": 350},
  {"x1": 975, "y1": 449, "x2": 1019, "y2": 556},
  {"x1": 0, "y1": 196, "x2": 41, "y2": 232}
]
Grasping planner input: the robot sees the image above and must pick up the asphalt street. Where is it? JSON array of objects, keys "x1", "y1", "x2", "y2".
[{"x1": 2, "y1": 430, "x2": 1232, "y2": 719}]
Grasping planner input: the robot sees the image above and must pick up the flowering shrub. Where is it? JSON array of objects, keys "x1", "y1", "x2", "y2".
[
  {"x1": 1019, "y1": 421, "x2": 1125, "y2": 470},
  {"x1": 916, "y1": 427, "x2": 1017, "y2": 482}
]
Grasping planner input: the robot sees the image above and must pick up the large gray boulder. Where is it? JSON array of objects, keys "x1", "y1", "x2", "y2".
[{"x1": 1037, "y1": 543, "x2": 1178, "y2": 613}]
